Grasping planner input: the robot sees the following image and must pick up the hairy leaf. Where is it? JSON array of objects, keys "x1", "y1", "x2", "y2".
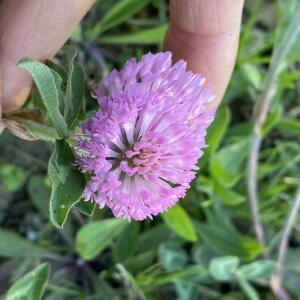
[
  {"x1": 18, "y1": 58, "x2": 69, "y2": 138},
  {"x1": 49, "y1": 140, "x2": 85, "y2": 228}
]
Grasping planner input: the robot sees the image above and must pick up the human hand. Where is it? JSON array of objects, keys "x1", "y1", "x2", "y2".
[
  {"x1": 164, "y1": 0, "x2": 244, "y2": 107},
  {"x1": 0, "y1": 0, "x2": 244, "y2": 116},
  {"x1": 0, "y1": 0, "x2": 95, "y2": 116}
]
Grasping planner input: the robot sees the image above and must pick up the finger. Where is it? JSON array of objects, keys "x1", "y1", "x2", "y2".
[
  {"x1": 0, "y1": 0, "x2": 95, "y2": 114},
  {"x1": 164, "y1": 0, "x2": 244, "y2": 107}
]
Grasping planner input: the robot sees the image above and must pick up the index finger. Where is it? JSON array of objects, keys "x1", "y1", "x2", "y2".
[{"x1": 164, "y1": 0, "x2": 244, "y2": 107}]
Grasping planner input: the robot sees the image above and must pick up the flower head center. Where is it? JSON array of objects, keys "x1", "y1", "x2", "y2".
[{"x1": 118, "y1": 140, "x2": 161, "y2": 176}]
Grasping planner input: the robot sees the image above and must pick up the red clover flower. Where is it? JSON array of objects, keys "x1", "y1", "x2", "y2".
[{"x1": 76, "y1": 52, "x2": 215, "y2": 221}]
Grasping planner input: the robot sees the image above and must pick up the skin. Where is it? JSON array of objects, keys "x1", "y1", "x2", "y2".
[{"x1": 0, "y1": 0, "x2": 244, "y2": 116}]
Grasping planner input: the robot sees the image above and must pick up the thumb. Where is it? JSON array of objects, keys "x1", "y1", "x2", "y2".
[{"x1": 0, "y1": 0, "x2": 95, "y2": 115}]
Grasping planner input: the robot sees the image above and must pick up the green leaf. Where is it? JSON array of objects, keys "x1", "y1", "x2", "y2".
[
  {"x1": 123, "y1": 250, "x2": 156, "y2": 273},
  {"x1": 63, "y1": 46, "x2": 85, "y2": 129},
  {"x1": 28, "y1": 175, "x2": 51, "y2": 218},
  {"x1": 223, "y1": 70, "x2": 248, "y2": 104},
  {"x1": 228, "y1": 122, "x2": 252, "y2": 137},
  {"x1": 241, "y1": 64, "x2": 262, "y2": 90},
  {"x1": 262, "y1": 104, "x2": 282, "y2": 135},
  {"x1": 0, "y1": 228, "x2": 56, "y2": 259},
  {"x1": 7, "y1": 263, "x2": 50, "y2": 300},
  {"x1": 18, "y1": 58, "x2": 69, "y2": 138},
  {"x1": 236, "y1": 271, "x2": 260, "y2": 300},
  {"x1": 95, "y1": 279, "x2": 121, "y2": 300},
  {"x1": 162, "y1": 204, "x2": 198, "y2": 242},
  {"x1": 113, "y1": 222, "x2": 140, "y2": 262},
  {"x1": 144, "y1": 265, "x2": 211, "y2": 288},
  {"x1": 46, "y1": 60, "x2": 68, "y2": 82},
  {"x1": 195, "y1": 222, "x2": 262, "y2": 261},
  {"x1": 99, "y1": 25, "x2": 167, "y2": 44},
  {"x1": 115, "y1": 265, "x2": 146, "y2": 299},
  {"x1": 89, "y1": 0, "x2": 150, "y2": 38},
  {"x1": 210, "y1": 138, "x2": 249, "y2": 187},
  {"x1": 3, "y1": 108, "x2": 59, "y2": 142},
  {"x1": 137, "y1": 224, "x2": 173, "y2": 252},
  {"x1": 65, "y1": 63, "x2": 85, "y2": 129},
  {"x1": 279, "y1": 69, "x2": 300, "y2": 88},
  {"x1": 0, "y1": 164, "x2": 26, "y2": 192},
  {"x1": 12, "y1": 118, "x2": 59, "y2": 142},
  {"x1": 158, "y1": 241, "x2": 188, "y2": 272},
  {"x1": 30, "y1": 88, "x2": 47, "y2": 115},
  {"x1": 209, "y1": 256, "x2": 240, "y2": 281},
  {"x1": 75, "y1": 199, "x2": 96, "y2": 217},
  {"x1": 51, "y1": 69, "x2": 65, "y2": 114},
  {"x1": 282, "y1": 248, "x2": 300, "y2": 293},
  {"x1": 71, "y1": 25, "x2": 83, "y2": 42},
  {"x1": 76, "y1": 218, "x2": 128, "y2": 260},
  {"x1": 206, "y1": 107, "x2": 231, "y2": 155},
  {"x1": 214, "y1": 182, "x2": 246, "y2": 206},
  {"x1": 239, "y1": 260, "x2": 277, "y2": 279},
  {"x1": 277, "y1": 118, "x2": 300, "y2": 135},
  {"x1": 219, "y1": 292, "x2": 246, "y2": 300},
  {"x1": 175, "y1": 281, "x2": 198, "y2": 300},
  {"x1": 22, "y1": 121, "x2": 59, "y2": 141},
  {"x1": 49, "y1": 140, "x2": 85, "y2": 228}
]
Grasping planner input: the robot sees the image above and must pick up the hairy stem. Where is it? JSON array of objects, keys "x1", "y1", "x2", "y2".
[{"x1": 248, "y1": 134, "x2": 267, "y2": 251}]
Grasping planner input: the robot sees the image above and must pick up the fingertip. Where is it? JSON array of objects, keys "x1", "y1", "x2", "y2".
[
  {"x1": 0, "y1": 51, "x2": 32, "y2": 113},
  {"x1": 164, "y1": 0, "x2": 244, "y2": 107}
]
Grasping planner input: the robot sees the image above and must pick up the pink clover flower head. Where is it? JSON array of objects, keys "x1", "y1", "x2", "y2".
[{"x1": 76, "y1": 52, "x2": 215, "y2": 221}]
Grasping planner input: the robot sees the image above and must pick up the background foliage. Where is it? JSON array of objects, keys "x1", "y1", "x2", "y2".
[{"x1": 0, "y1": 0, "x2": 300, "y2": 299}]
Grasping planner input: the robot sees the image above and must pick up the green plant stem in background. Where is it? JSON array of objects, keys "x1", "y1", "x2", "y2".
[
  {"x1": 253, "y1": 7, "x2": 300, "y2": 133},
  {"x1": 248, "y1": 134, "x2": 266, "y2": 250},
  {"x1": 248, "y1": 4, "x2": 300, "y2": 249},
  {"x1": 271, "y1": 185, "x2": 300, "y2": 300},
  {"x1": 277, "y1": 185, "x2": 300, "y2": 278},
  {"x1": 247, "y1": 4, "x2": 300, "y2": 300}
]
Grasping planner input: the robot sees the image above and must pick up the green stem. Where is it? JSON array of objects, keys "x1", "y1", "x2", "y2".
[
  {"x1": 278, "y1": 187, "x2": 300, "y2": 264},
  {"x1": 247, "y1": 4, "x2": 300, "y2": 300},
  {"x1": 270, "y1": 185, "x2": 300, "y2": 300},
  {"x1": 248, "y1": 2, "x2": 300, "y2": 251},
  {"x1": 253, "y1": 7, "x2": 300, "y2": 133}
]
